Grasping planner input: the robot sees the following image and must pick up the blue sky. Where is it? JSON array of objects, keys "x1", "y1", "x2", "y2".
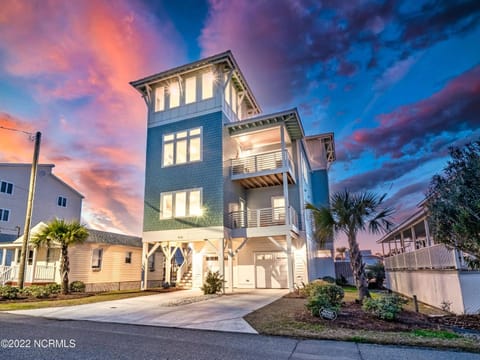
[{"x1": 0, "y1": 0, "x2": 479, "y2": 251}]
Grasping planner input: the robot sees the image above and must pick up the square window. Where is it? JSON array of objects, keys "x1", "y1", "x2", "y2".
[{"x1": 162, "y1": 128, "x2": 202, "y2": 167}]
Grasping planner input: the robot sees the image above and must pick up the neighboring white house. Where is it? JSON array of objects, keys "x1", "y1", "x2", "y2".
[
  {"x1": 0, "y1": 222, "x2": 164, "y2": 291},
  {"x1": 0, "y1": 163, "x2": 83, "y2": 236},
  {"x1": 378, "y1": 205, "x2": 480, "y2": 314}
]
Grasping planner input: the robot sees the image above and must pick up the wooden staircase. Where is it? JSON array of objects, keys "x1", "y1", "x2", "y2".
[{"x1": 177, "y1": 265, "x2": 192, "y2": 289}]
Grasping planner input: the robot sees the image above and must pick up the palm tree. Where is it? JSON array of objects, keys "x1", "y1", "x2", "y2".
[
  {"x1": 336, "y1": 246, "x2": 347, "y2": 260},
  {"x1": 307, "y1": 190, "x2": 394, "y2": 301},
  {"x1": 31, "y1": 219, "x2": 89, "y2": 294}
]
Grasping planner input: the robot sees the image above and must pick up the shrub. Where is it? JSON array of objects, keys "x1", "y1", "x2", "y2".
[
  {"x1": 366, "y1": 262, "x2": 385, "y2": 289},
  {"x1": 22, "y1": 285, "x2": 50, "y2": 298},
  {"x1": 362, "y1": 294, "x2": 407, "y2": 321},
  {"x1": 322, "y1": 276, "x2": 335, "y2": 284},
  {"x1": 335, "y1": 275, "x2": 348, "y2": 286},
  {"x1": 0, "y1": 285, "x2": 19, "y2": 300},
  {"x1": 306, "y1": 283, "x2": 345, "y2": 316},
  {"x1": 69, "y1": 281, "x2": 86, "y2": 293},
  {"x1": 299, "y1": 279, "x2": 330, "y2": 298},
  {"x1": 201, "y1": 271, "x2": 224, "y2": 295},
  {"x1": 45, "y1": 283, "x2": 61, "y2": 295}
]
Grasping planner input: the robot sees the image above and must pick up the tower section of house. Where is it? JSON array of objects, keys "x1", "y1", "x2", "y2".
[
  {"x1": 0, "y1": 163, "x2": 83, "y2": 236},
  {"x1": 131, "y1": 51, "x2": 335, "y2": 291}
]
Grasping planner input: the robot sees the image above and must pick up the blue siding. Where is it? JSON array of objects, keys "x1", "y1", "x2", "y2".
[
  {"x1": 311, "y1": 169, "x2": 330, "y2": 207},
  {"x1": 144, "y1": 111, "x2": 224, "y2": 231}
]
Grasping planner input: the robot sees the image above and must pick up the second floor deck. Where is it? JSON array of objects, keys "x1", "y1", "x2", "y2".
[{"x1": 230, "y1": 150, "x2": 295, "y2": 188}]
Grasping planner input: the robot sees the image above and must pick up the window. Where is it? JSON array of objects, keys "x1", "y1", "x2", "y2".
[
  {"x1": 148, "y1": 253, "x2": 155, "y2": 272},
  {"x1": 0, "y1": 181, "x2": 13, "y2": 194},
  {"x1": 202, "y1": 71, "x2": 214, "y2": 99},
  {"x1": 27, "y1": 250, "x2": 34, "y2": 265},
  {"x1": 162, "y1": 127, "x2": 202, "y2": 166},
  {"x1": 46, "y1": 247, "x2": 56, "y2": 263},
  {"x1": 169, "y1": 81, "x2": 180, "y2": 108},
  {"x1": 160, "y1": 188, "x2": 202, "y2": 219},
  {"x1": 185, "y1": 76, "x2": 196, "y2": 104},
  {"x1": 92, "y1": 248, "x2": 103, "y2": 270},
  {"x1": 155, "y1": 86, "x2": 165, "y2": 112},
  {"x1": 125, "y1": 252, "x2": 132, "y2": 264},
  {"x1": 272, "y1": 196, "x2": 285, "y2": 222},
  {"x1": 57, "y1": 196, "x2": 67, "y2": 207},
  {"x1": 0, "y1": 209, "x2": 10, "y2": 222}
]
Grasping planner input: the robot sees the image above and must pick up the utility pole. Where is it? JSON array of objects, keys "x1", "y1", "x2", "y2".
[{"x1": 18, "y1": 131, "x2": 41, "y2": 289}]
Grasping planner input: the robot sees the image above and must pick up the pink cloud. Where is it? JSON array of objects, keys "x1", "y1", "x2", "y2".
[{"x1": 0, "y1": 0, "x2": 186, "y2": 235}]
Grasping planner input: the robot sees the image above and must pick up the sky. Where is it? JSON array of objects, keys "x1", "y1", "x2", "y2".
[{"x1": 0, "y1": 0, "x2": 479, "y2": 251}]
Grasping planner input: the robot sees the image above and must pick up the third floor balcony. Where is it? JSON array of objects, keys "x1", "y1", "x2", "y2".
[{"x1": 230, "y1": 150, "x2": 296, "y2": 188}]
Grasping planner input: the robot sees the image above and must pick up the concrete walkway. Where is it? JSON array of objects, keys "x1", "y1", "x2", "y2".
[{"x1": 8, "y1": 289, "x2": 287, "y2": 333}]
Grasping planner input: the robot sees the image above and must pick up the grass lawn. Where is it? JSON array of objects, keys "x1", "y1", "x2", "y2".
[
  {"x1": 0, "y1": 289, "x2": 169, "y2": 311},
  {"x1": 244, "y1": 291, "x2": 480, "y2": 353}
]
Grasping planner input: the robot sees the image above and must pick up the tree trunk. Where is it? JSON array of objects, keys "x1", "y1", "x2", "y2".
[
  {"x1": 60, "y1": 245, "x2": 70, "y2": 295},
  {"x1": 347, "y1": 233, "x2": 370, "y2": 302}
]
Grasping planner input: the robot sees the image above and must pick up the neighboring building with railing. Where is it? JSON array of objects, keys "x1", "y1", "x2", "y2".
[
  {"x1": 0, "y1": 222, "x2": 163, "y2": 291},
  {"x1": 378, "y1": 205, "x2": 480, "y2": 314},
  {"x1": 130, "y1": 51, "x2": 336, "y2": 291}
]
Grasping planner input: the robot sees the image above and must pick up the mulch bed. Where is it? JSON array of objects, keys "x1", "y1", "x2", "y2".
[{"x1": 296, "y1": 301, "x2": 446, "y2": 332}]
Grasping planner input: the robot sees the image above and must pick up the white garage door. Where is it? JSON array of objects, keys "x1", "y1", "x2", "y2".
[{"x1": 255, "y1": 252, "x2": 288, "y2": 288}]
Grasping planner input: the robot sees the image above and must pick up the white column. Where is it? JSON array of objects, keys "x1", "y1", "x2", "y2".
[
  {"x1": 1, "y1": 248, "x2": 6, "y2": 266},
  {"x1": 280, "y1": 125, "x2": 290, "y2": 225},
  {"x1": 14, "y1": 248, "x2": 19, "y2": 263},
  {"x1": 228, "y1": 239, "x2": 234, "y2": 293},
  {"x1": 29, "y1": 247, "x2": 38, "y2": 283},
  {"x1": 141, "y1": 242, "x2": 148, "y2": 290},
  {"x1": 287, "y1": 233, "x2": 294, "y2": 292},
  {"x1": 424, "y1": 219, "x2": 432, "y2": 246},
  {"x1": 165, "y1": 242, "x2": 171, "y2": 284},
  {"x1": 219, "y1": 238, "x2": 225, "y2": 294}
]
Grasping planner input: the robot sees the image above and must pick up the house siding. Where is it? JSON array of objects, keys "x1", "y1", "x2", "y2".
[{"x1": 144, "y1": 111, "x2": 224, "y2": 231}]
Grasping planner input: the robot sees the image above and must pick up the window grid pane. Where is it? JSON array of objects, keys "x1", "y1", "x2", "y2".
[
  {"x1": 175, "y1": 192, "x2": 187, "y2": 217},
  {"x1": 185, "y1": 76, "x2": 196, "y2": 104},
  {"x1": 155, "y1": 86, "x2": 165, "y2": 112},
  {"x1": 176, "y1": 140, "x2": 187, "y2": 164},
  {"x1": 161, "y1": 194, "x2": 173, "y2": 219},
  {"x1": 163, "y1": 143, "x2": 174, "y2": 166},
  {"x1": 202, "y1": 72, "x2": 214, "y2": 99},
  {"x1": 189, "y1": 137, "x2": 201, "y2": 162},
  {"x1": 169, "y1": 82, "x2": 180, "y2": 108},
  {"x1": 189, "y1": 190, "x2": 201, "y2": 216}
]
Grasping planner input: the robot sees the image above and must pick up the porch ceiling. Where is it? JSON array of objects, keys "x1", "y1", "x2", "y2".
[
  {"x1": 236, "y1": 172, "x2": 295, "y2": 189},
  {"x1": 226, "y1": 109, "x2": 304, "y2": 140}
]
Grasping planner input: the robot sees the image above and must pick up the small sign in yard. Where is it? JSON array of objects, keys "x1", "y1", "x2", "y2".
[{"x1": 320, "y1": 308, "x2": 337, "y2": 320}]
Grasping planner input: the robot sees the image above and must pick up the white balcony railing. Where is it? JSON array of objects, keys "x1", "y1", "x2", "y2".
[
  {"x1": 229, "y1": 206, "x2": 298, "y2": 229},
  {"x1": 384, "y1": 244, "x2": 461, "y2": 271},
  {"x1": 231, "y1": 150, "x2": 295, "y2": 178}
]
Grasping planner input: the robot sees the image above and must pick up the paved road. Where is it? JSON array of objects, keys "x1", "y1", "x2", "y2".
[{"x1": 0, "y1": 313, "x2": 478, "y2": 360}]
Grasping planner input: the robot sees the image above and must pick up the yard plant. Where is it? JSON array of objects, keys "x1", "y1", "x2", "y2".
[
  {"x1": 362, "y1": 294, "x2": 407, "y2": 321},
  {"x1": 306, "y1": 283, "x2": 344, "y2": 315},
  {"x1": 31, "y1": 219, "x2": 89, "y2": 294},
  {"x1": 201, "y1": 270, "x2": 224, "y2": 294},
  {"x1": 307, "y1": 191, "x2": 393, "y2": 301}
]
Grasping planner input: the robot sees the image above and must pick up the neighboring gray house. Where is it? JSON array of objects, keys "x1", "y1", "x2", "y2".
[
  {"x1": 0, "y1": 163, "x2": 83, "y2": 236},
  {"x1": 130, "y1": 51, "x2": 336, "y2": 291}
]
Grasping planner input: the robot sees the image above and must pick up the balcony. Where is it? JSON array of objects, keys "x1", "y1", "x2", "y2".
[
  {"x1": 229, "y1": 206, "x2": 298, "y2": 230},
  {"x1": 230, "y1": 150, "x2": 295, "y2": 188},
  {"x1": 384, "y1": 244, "x2": 464, "y2": 271}
]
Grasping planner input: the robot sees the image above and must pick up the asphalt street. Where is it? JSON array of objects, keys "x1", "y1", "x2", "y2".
[{"x1": 0, "y1": 313, "x2": 479, "y2": 360}]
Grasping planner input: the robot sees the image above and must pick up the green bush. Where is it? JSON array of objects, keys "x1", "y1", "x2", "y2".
[
  {"x1": 201, "y1": 271, "x2": 224, "y2": 294},
  {"x1": 306, "y1": 283, "x2": 345, "y2": 316},
  {"x1": 0, "y1": 285, "x2": 19, "y2": 299},
  {"x1": 69, "y1": 281, "x2": 86, "y2": 293},
  {"x1": 335, "y1": 275, "x2": 348, "y2": 286},
  {"x1": 362, "y1": 294, "x2": 407, "y2": 321},
  {"x1": 366, "y1": 262, "x2": 385, "y2": 289},
  {"x1": 22, "y1": 285, "x2": 51, "y2": 298},
  {"x1": 45, "y1": 283, "x2": 61, "y2": 295},
  {"x1": 299, "y1": 279, "x2": 331, "y2": 298}
]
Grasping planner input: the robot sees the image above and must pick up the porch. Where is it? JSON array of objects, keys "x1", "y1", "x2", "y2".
[
  {"x1": 228, "y1": 206, "x2": 299, "y2": 229},
  {"x1": 0, "y1": 264, "x2": 57, "y2": 285}
]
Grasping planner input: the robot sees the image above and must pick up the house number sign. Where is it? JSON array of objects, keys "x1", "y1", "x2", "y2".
[{"x1": 320, "y1": 308, "x2": 337, "y2": 320}]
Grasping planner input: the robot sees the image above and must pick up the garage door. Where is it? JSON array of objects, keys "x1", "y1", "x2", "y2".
[{"x1": 255, "y1": 252, "x2": 288, "y2": 288}]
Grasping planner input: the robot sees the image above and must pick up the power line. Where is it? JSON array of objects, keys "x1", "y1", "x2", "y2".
[{"x1": 0, "y1": 125, "x2": 35, "y2": 138}]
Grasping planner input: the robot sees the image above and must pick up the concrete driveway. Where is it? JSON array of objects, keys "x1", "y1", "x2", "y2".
[{"x1": 8, "y1": 289, "x2": 287, "y2": 333}]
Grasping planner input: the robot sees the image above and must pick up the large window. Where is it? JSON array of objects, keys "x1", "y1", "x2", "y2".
[
  {"x1": 0, "y1": 209, "x2": 10, "y2": 222},
  {"x1": 92, "y1": 248, "x2": 103, "y2": 270},
  {"x1": 0, "y1": 181, "x2": 13, "y2": 195},
  {"x1": 160, "y1": 188, "x2": 202, "y2": 219},
  {"x1": 202, "y1": 71, "x2": 214, "y2": 99},
  {"x1": 185, "y1": 76, "x2": 196, "y2": 104},
  {"x1": 162, "y1": 127, "x2": 202, "y2": 167},
  {"x1": 169, "y1": 81, "x2": 180, "y2": 108}
]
